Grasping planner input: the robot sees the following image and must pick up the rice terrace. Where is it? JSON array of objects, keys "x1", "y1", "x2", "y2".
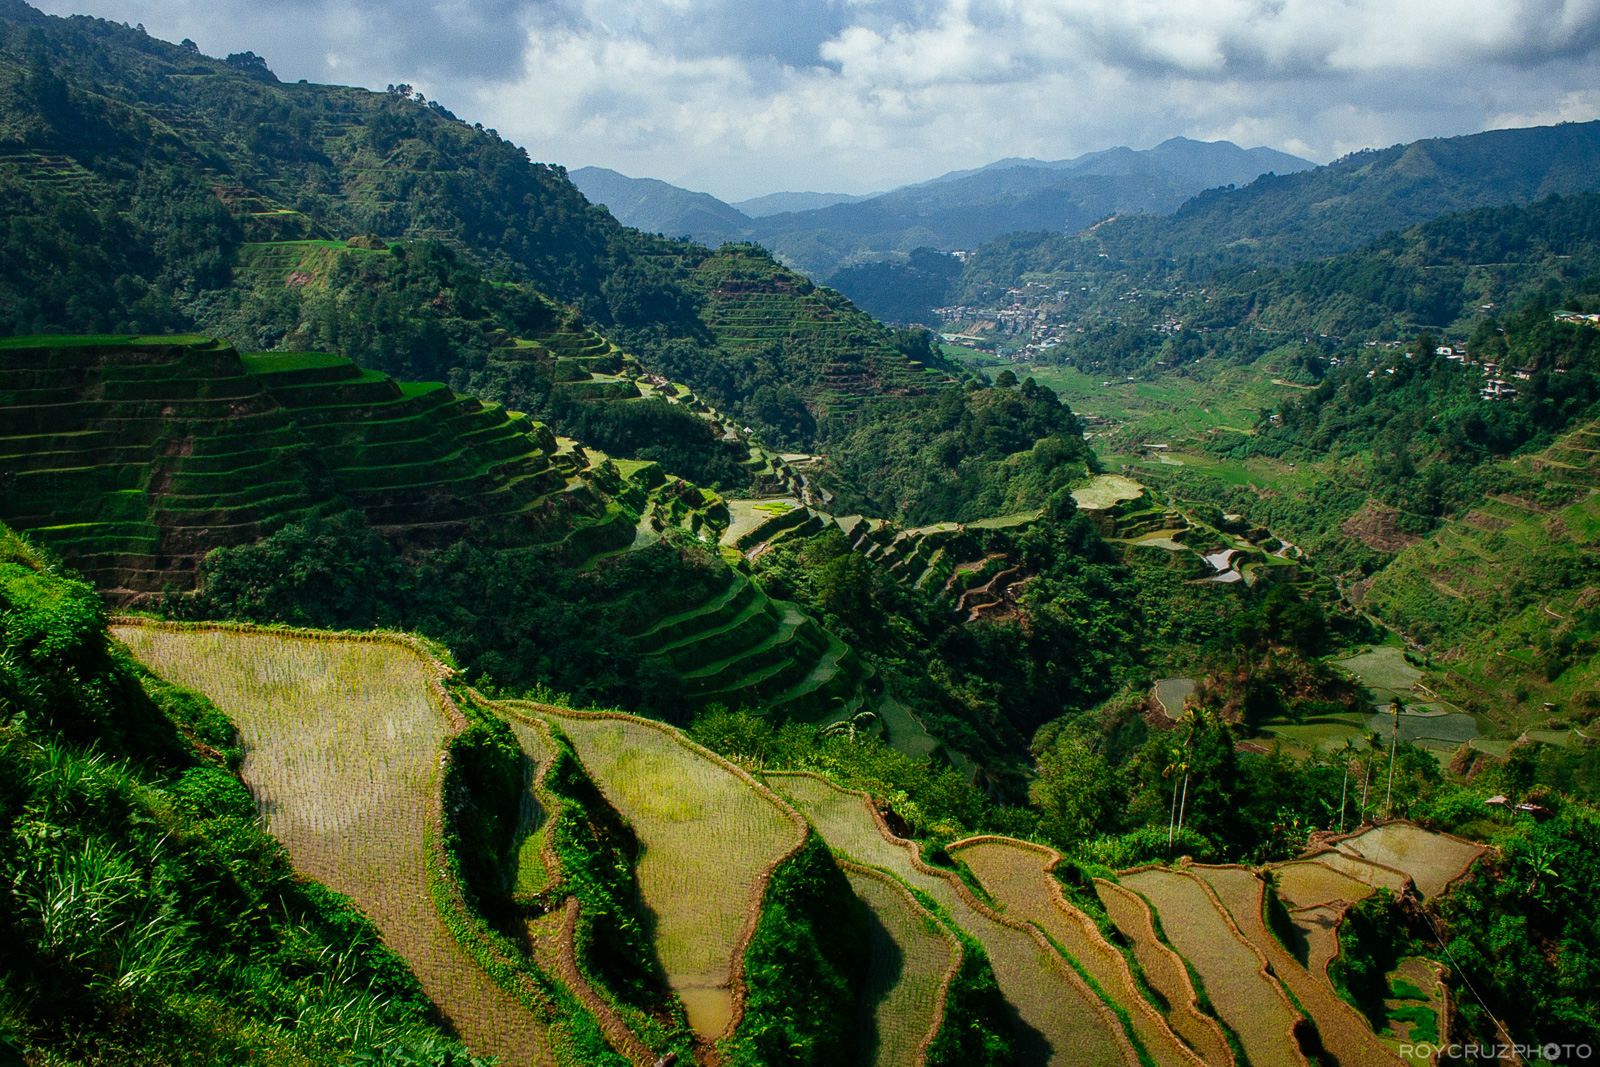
[{"x1": 2, "y1": 2, "x2": 1598, "y2": 1065}]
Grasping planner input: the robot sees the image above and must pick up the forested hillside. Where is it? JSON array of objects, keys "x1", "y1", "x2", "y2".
[
  {"x1": 0, "y1": 1, "x2": 1012, "y2": 512},
  {"x1": 3, "y1": 3, "x2": 1600, "y2": 1065}
]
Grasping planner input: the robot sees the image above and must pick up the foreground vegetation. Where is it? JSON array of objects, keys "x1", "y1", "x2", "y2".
[{"x1": 0, "y1": 528, "x2": 478, "y2": 1064}]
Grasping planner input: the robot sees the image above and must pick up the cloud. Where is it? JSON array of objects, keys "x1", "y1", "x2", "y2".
[
  {"x1": 27, "y1": 0, "x2": 1600, "y2": 199},
  {"x1": 30, "y1": 0, "x2": 543, "y2": 82},
  {"x1": 1488, "y1": 88, "x2": 1600, "y2": 129}
]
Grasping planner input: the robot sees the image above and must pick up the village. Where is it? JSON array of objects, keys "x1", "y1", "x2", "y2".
[{"x1": 931, "y1": 285, "x2": 1584, "y2": 405}]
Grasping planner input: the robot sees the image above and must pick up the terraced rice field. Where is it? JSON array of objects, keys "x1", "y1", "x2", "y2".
[
  {"x1": 1385, "y1": 958, "x2": 1446, "y2": 1066},
  {"x1": 1296, "y1": 906, "x2": 1344, "y2": 979},
  {"x1": 1273, "y1": 860, "x2": 1379, "y2": 910},
  {"x1": 1073, "y1": 474, "x2": 1146, "y2": 511},
  {"x1": 510, "y1": 722, "x2": 552, "y2": 898},
  {"x1": 722, "y1": 498, "x2": 801, "y2": 547},
  {"x1": 1193, "y1": 867, "x2": 1401, "y2": 1067},
  {"x1": 1334, "y1": 824, "x2": 1485, "y2": 899},
  {"x1": 1363, "y1": 711, "x2": 1480, "y2": 750},
  {"x1": 877, "y1": 692, "x2": 941, "y2": 759},
  {"x1": 767, "y1": 773, "x2": 1130, "y2": 1067},
  {"x1": 845, "y1": 865, "x2": 960, "y2": 1067},
  {"x1": 1095, "y1": 880, "x2": 1234, "y2": 1067},
  {"x1": 533, "y1": 709, "x2": 801, "y2": 1041},
  {"x1": 1311, "y1": 850, "x2": 1410, "y2": 893},
  {"x1": 1263, "y1": 717, "x2": 1372, "y2": 753},
  {"x1": 1334, "y1": 647, "x2": 1422, "y2": 704},
  {"x1": 1121, "y1": 868, "x2": 1305, "y2": 1067},
  {"x1": 1153, "y1": 678, "x2": 1195, "y2": 720},
  {"x1": 114, "y1": 625, "x2": 551, "y2": 1067},
  {"x1": 954, "y1": 840, "x2": 1198, "y2": 1067}
]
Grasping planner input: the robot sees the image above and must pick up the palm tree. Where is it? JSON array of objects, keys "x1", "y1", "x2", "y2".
[
  {"x1": 1359, "y1": 730, "x2": 1384, "y2": 822},
  {"x1": 1175, "y1": 708, "x2": 1205, "y2": 839},
  {"x1": 1336, "y1": 736, "x2": 1358, "y2": 833},
  {"x1": 1383, "y1": 698, "x2": 1403, "y2": 819},
  {"x1": 1165, "y1": 748, "x2": 1187, "y2": 849},
  {"x1": 820, "y1": 709, "x2": 877, "y2": 743}
]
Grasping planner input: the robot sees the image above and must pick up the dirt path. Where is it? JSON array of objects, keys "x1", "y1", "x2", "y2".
[{"x1": 114, "y1": 623, "x2": 552, "y2": 1067}]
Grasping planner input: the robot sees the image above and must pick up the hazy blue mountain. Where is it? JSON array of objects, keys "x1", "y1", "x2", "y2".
[
  {"x1": 747, "y1": 137, "x2": 1316, "y2": 275},
  {"x1": 572, "y1": 139, "x2": 1314, "y2": 277},
  {"x1": 733, "y1": 190, "x2": 878, "y2": 216},
  {"x1": 954, "y1": 119, "x2": 1600, "y2": 297},
  {"x1": 569, "y1": 166, "x2": 750, "y2": 241},
  {"x1": 918, "y1": 137, "x2": 1312, "y2": 188}
]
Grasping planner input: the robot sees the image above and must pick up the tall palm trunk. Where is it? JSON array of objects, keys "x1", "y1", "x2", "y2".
[
  {"x1": 1168, "y1": 770, "x2": 1181, "y2": 848},
  {"x1": 1360, "y1": 758, "x2": 1373, "y2": 818},
  {"x1": 1384, "y1": 732, "x2": 1400, "y2": 819},
  {"x1": 1176, "y1": 770, "x2": 1191, "y2": 837},
  {"x1": 1339, "y1": 762, "x2": 1351, "y2": 833}
]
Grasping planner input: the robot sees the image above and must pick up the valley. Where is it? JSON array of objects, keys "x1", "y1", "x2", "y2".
[{"x1": 0, "y1": 3, "x2": 1597, "y2": 1066}]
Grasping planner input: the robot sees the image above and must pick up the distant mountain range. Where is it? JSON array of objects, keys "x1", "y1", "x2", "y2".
[
  {"x1": 955, "y1": 120, "x2": 1600, "y2": 291},
  {"x1": 823, "y1": 121, "x2": 1600, "y2": 326},
  {"x1": 732, "y1": 190, "x2": 877, "y2": 216},
  {"x1": 569, "y1": 137, "x2": 1314, "y2": 277}
]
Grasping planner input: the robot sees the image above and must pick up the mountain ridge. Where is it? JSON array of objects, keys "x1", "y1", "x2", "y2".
[{"x1": 570, "y1": 137, "x2": 1317, "y2": 277}]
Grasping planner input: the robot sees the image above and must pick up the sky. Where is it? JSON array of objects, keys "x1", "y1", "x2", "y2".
[{"x1": 30, "y1": 0, "x2": 1600, "y2": 202}]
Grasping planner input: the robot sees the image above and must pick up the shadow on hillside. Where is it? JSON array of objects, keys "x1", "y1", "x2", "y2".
[{"x1": 855, "y1": 899, "x2": 902, "y2": 1063}]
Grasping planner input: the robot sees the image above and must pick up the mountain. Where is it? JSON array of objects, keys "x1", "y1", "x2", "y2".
[
  {"x1": 748, "y1": 137, "x2": 1316, "y2": 276},
  {"x1": 732, "y1": 190, "x2": 876, "y2": 216},
  {"x1": 568, "y1": 165, "x2": 751, "y2": 240},
  {"x1": 571, "y1": 139, "x2": 1314, "y2": 279},
  {"x1": 956, "y1": 120, "x2": 1600, "y2": 298},
  {"x1": 0, "y1": 0, "x2": 976, "y2": 466},
  {"x1": 916, "y1": 137, "x2": 1312, "y2": 189}
]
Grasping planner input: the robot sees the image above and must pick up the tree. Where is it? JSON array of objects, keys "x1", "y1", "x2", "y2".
[
  {"x1": 1165, "y1": 747, "x2": 1187, "y2": 851},
  {"x1": 1383, "y1": 698, "x2": 1402, "y2": 818},
  {"x1": 1031, "y1": 735, "x2": 1121, "y2": 845},
  {"x1": 1175, "y1": 708, "x2": 1204, "y2": 838},
  {"x1": 1360, "y1": 730, "x2": 1384, "y2": 821},
  {"x1": 1337, "y1": 736, "x2": 1358, "y2": 832}
]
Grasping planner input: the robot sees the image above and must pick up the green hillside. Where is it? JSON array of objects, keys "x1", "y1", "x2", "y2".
[
  {"x1": 0, "y1": 334, "x2": 627, "y2": 596},
  {"x1": 0, "y1": 2, "x2": 1000, "y2": 515},
  {"x1": 1359, "y1": 416, "x2": 1600, "y2": 735},
  {"x1": 8, "y1": 518, "x2": 1596, "y2": 1066},
  {"x1": 3, "y1": 4, "x2": 1600, "y2": 1062}
]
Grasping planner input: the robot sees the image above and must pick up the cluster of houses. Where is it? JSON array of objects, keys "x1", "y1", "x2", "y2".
[
  {"x1": 1433, "y1": 345, "x2": 1549, "y2": 401},
  {"x1": 1553, "y1": 310, "x2": 1600, "y2": 327}
]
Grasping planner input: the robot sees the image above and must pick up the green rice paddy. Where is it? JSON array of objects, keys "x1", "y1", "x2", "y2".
[
  {"x1": 766, "y1": 774, "x2": 1129, "y2": 1066},
  {"x1": 115, "y1": 625, "x2": 554, "y2": 1067}
]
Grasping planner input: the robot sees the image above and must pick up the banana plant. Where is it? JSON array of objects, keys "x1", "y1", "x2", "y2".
[{"x1": 819, "y1": 709, "x2": 878, "y2": 743}]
